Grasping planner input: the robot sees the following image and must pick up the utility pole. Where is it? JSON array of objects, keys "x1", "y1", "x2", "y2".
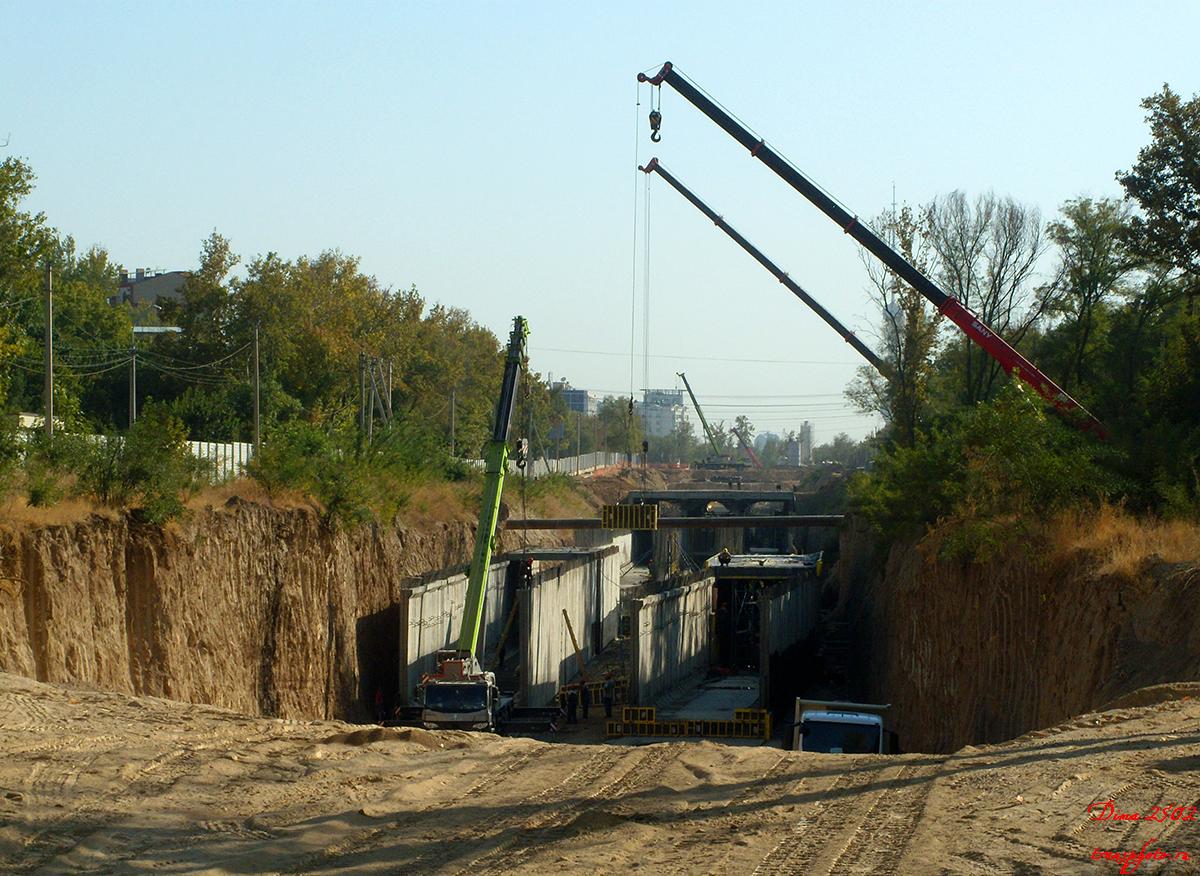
[
  {"x1": 385, "y1": 359, "x2": 393, "y2": 420},
  {"x1": 129, "y1": 340, "x2": 137, "y2": 426},
  {"x1": 367, "y1": 357, "x2": 375, "y2": 444},
  {"x1": 253, "y1": 325, "x2": 261, "y2": 456},
  {"x1": 43, "y1": 266, "x2": 53, "y2": 438},
  {"x1": 576, "y1": 413, "x2": 581, "y2": 474},
  {"x1": 358, "y1": 352, "x2": 366, "y2": 435}
]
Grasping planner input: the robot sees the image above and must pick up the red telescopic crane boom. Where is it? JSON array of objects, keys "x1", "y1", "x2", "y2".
[{"x1": 637, "y1": 62, "x2": 1104, "y2": 437}]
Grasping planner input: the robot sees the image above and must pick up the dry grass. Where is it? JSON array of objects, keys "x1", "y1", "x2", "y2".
[
  {"x1": 0, "y1": 494, "x2": 116, "y2": 528},
  {"x1": 0, "y1": 466, "x2": 654, "y2": 535},
  {"x1": 1050, "y1": 503, "x2": 1200, "y2": 578}
]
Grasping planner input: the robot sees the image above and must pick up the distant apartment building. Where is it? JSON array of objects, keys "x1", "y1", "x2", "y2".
[
  {"x1": 635, "y1": 388, "x2": 689, "y2": 438},
  {"x1": 550, "y1": 380, "x2": 598, "y2": 416},
  {"x1": 108, "y1": 268, "x2": 189, "y2": 307}
]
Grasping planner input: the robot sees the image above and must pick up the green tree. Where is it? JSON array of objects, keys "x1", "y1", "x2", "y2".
[
  {"x1": 812, "y1": 433, "x2": 876, "y2": 468},
  {"x1": 847, "y1": 205, "x2": 942, "y2": 446},
  {"x1": 850, "y1": 384, "x2": 1111, "y2": 553},
  {"x1": 1042, "y1": 198, "x2": 1136, "y2": 391},
  {"x1": 1118, "y1": 85, "x2": 1200, "y2": 298},
  {"x1": 0, "y1": 158, "x2": 57, "y2": 408},
  {"x1": 595, "y1": 395, "x2": 643, "y2": 457}
]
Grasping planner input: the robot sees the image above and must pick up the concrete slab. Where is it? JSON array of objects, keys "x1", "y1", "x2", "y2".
[
  {"x1": 710, "y1": 553, "x2": 821, "y2": 577},
  {"x1": 657, "y1": 675, "x2": 761, "y2": 720}
]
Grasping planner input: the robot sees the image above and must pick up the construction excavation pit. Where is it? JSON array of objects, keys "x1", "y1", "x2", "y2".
[
  {"x1": 3, "y1": 470, "x2": 1199, "y2": 875},
  {"x1": 3, "y1": 46, "x2": 1200, "y2": 876}
]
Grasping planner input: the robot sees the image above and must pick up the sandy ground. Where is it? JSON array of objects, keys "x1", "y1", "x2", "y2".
[{"x1": 2, "y1": 673, "x2": 1198, "y2": 875}]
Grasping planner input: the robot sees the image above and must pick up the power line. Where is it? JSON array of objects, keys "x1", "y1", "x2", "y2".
[
  {"x1": 531, "y1": 346, "x2": 860, "y2": 366},
  {"x1": 137, "y1": 341, "x2": 251, "y2": 370}
]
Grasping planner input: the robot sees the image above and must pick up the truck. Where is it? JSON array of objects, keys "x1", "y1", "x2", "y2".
[
  {"x1": 416, "y1": 315, "x2": 528, "y2": 732},
  {"x1": 419, "y1": 649, "x2": 514, "y2": 732},
  {"x1": 793, "y1": 699, "x2": 892, "y2": 754}
]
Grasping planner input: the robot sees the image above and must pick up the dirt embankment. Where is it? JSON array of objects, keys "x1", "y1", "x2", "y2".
[
  {"x1": 837, "y1": 506, "x2": 1200, "y2": 753},
  {"x1": 0, "y1": 496, "x2": 575, "y2": 723}
]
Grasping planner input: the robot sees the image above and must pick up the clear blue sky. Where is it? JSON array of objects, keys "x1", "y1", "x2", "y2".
[{"x1": 5, "y1": 1, "x2": 1197, "y2": 441}]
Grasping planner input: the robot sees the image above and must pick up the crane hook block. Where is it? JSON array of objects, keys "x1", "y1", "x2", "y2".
[{"x1": 648, "y1": 109, "x2": 662, "y2": 142}]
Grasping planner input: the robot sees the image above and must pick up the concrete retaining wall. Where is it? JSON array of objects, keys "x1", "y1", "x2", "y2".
[
  {"x1": 629, "y1": 579, "x2": 713, "y2": 705},
  {"x1": 574, "y1": 529, "x2": 633, "y2": 571},
  {"x1": 760, "y1": 577, "x2": 821, "y2": 659},
  {"x1": 397, "y1": 561, "x2": 509, "y2": 704},
  {"x1": 518, "y1": 546, "x2": 621, "y2": 706},
  {"x1": 759, "y1": 575, "x2": 821, "y2": 704}
]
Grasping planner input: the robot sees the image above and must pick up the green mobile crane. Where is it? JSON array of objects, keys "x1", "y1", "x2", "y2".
[
  {"x1": 677, "y1": 371, "x2": 743, "y2": 470},
  {"x1": 418, "y1": 316, "x2": 528, "y2": 732}
]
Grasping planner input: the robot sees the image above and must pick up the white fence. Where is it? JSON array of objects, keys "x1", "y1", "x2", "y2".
[
  {"x1": 465, "y1": 450, "x2": 623, "y2": 478},
  {"x1": 188, "y1": 441, "x2": 254, "y2": 482},
  {"x1": 189, "y1": 444, "x2": 619, "y2": 484}
]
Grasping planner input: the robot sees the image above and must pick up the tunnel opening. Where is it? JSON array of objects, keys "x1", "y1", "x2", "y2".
[
  {"x1": 743, "y1": 500, "x2": 791, "y2": 554},
  {"x1": 712, "y1": 578, "x2": 761, "y2": 673},
  {"x1": 355, "y1": 603, "x2": 401, "y2": 722}
]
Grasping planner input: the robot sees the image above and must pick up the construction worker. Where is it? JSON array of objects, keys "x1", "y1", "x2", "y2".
[
  {"x1": 566, "y1": 686, "x2": 578, "y2": 724},
  {"x1": 579, "y1": 683, "x2": 590, "y2": 720},
  {"x1": 602, "y1": 673, "x2": 615, "y2": 718},
  {"x1": 718, "y1": 547, "x2": 732, "y2": 566}
]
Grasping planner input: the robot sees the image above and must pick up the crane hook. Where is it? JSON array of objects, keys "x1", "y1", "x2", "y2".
[{"x1": 649, "y1": 108, "x2": 662, "y2": 142}]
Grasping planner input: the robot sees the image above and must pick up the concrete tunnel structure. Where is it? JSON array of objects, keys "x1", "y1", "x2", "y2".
[
  {"x1": 384, "y1": 488, "x2": 837, "y2": 721},
  {"x1": 392, "y1": 543, "x2": 625, "y2": 706}
]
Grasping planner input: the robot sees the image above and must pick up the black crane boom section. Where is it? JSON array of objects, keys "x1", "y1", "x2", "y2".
[{"x1": 640, "y1": 157, "x2": 887, "y2": 375}]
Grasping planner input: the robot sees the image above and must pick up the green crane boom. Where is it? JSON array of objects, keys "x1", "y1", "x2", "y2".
[
  {"x1": 677, "y1": 371, "x2": 722, "y2": 459},
  {"x1": 456, "y1": 316, "x2": 528, "y2": 658}
]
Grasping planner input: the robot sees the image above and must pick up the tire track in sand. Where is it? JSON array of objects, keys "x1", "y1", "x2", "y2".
[
  {"x1": 279, "y1": 745, "x2": 550, "y2": 874},
  {"x1": 465, "y1": 744, "x2": 682, "y2": 876},
  {"x1": 823, "y1": 762, "x2": 942, "y2": 875},
  {"x1": 751, "y1": 761, "x2": 889, "y2": 876}
]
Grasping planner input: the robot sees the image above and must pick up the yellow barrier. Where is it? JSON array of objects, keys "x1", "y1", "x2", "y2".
[
  {"x1": 601, "y1": 504, "x2": 659, "y2": 531},
  {"x1": 558, "y1": 678, "x2": 629, "y2": 710}
]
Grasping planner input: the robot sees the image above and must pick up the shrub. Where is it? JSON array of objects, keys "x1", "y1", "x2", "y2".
[
  {"x1": 20, "y1": 429, "x2": 89, "y2": 507},
  {"x1": 249, "y1": 419, "x2": 446, "y2": 528},
  {"x1": 75, "y1": 403, "x2": 211, "y2": 523},
  {"x1": 851, "y1": 383, "x2": 1119, "y2": 559}
]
